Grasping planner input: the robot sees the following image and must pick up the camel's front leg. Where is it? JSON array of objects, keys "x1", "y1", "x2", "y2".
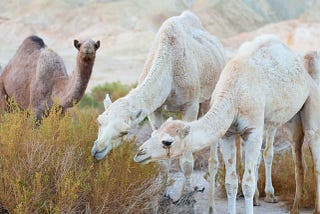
[
  {"x1": 263, "y1": 128, "x2": 278, "y2": 203},
  {"x1": 220, "y1": 135, "x2": 238, "y2": 214},
  {"x1": 148, "y1": 106, "x2": 164, "y2": 130},
  {"x1": 254, "y1": 150, "x2": 262, "y2": 206},
  {"x1": 180, "y1": 101, "x2": 199, "y2": 192},
  {"x1": 242, "y1": 129, "x2": 263, "y2": 214},
  {"x1": 207, "y1": 142, "x2": 219, "y2": 214}
]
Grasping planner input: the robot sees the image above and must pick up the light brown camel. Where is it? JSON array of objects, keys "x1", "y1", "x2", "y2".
[{"x1": 0, "y1": 35, "x2": 100, "y2": 120}]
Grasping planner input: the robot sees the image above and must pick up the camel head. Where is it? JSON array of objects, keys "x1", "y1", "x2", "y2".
[
  {"x1": 91, "y1": 94, "x2": 146, "y2": 160},
  {"x1": 134, "y1": 118, "x2": 191, "y2": 164},
  {"x1": 74, "y1": 39, "x2": 100, "y2": 62}
]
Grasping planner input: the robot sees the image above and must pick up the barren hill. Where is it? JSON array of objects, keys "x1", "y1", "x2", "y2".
[{"x1": 0, "y1": 0, "x2": 319, "y2": 90}]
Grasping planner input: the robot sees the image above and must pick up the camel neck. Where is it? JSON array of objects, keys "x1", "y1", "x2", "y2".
[
  {"x1": 184, "y1": 89, "x2": 236, "y2": 153},
  {"x1": 126, "y1": 42, "x2": 173, "y2": 117},
  {"x1": 62, "y1": 56, "x2": 94, "y2": 107}
]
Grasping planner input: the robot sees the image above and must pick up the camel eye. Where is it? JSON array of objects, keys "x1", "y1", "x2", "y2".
[
  {"x1": 119, "y1": 131, "x2": 129, "y2": 137},
  {"x1": 162, "y1": 140, "x2": 173, "y2": 147}
]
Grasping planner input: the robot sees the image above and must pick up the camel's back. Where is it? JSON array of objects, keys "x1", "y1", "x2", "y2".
[
  {"x1": 1, "y1": 36, "x2": 45, "y2": 108},
  {"x1": 158, "y1": 12, "x2": 226, "y2": 106},
  {"x1": 234, "y1": 35, "x2": 310, "y2": 124}
]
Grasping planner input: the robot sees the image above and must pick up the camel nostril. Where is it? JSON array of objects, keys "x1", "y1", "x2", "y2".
[{"x1": 137, "y1": 148, "x2": 146, "y2": 156}]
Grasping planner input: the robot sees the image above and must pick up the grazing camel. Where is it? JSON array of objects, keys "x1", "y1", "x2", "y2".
[
  {"x1": 0, "y1": 35, "x2": 100, "y2": 120},
  {"x1": 134, "y1": 35, "x2": 320, "y2": 214},
  {"x1": 91, "y1": 11, "x2": 226, "y2": 192}
]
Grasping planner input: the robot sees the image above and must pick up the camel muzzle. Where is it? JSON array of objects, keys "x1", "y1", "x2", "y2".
[{"x1": 133, "y1": 150, "x2": 151, "y2": 164}]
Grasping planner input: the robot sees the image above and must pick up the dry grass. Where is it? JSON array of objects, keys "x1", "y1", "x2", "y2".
[{"x1": 0, "y1": 103, "x2": 159, "y2": 214}]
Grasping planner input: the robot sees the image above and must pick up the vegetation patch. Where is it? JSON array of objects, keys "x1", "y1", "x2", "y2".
[
  {"x1": 0, "y1": 104, "x2": 159, "y2": 213},
  {"x1": 79, "y1": 81, "x2": 136, "y2": 110}
]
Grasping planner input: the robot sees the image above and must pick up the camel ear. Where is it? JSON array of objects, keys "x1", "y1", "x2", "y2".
[
  {"x1": 178, "y1": 125, "x2": 190, "y2": 139},
  {"x1": 95, "y1": 40, "x2": 100, "y2": 50},
  {"x1": 103, "y1": 94, "x2": 112, "y2": 110},
  {"x1": 130, "y1": 109, "x2": 146, "y2": 123},
  {"x1": 74, "y1": 40, "x2": 81, "y2": 50}
]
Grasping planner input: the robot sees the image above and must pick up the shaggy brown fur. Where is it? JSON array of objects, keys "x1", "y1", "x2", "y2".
[{"x1": 0, "y1": 35, "x2": 100, "y2": 120}]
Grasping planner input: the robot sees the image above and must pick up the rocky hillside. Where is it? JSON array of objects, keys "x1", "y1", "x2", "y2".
[{"x1": 0, "y1": 0, "x2": 319, "y2": 89}]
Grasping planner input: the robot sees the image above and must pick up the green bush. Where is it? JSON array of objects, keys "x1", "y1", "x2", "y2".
[{"x1": 79, "y1": 81, "x2": 136, "y2": 110}]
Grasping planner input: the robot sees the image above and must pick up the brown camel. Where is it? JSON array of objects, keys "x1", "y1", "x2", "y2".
[{"x1": 0, "y1": 35, "x2": 100, "y2": 120}]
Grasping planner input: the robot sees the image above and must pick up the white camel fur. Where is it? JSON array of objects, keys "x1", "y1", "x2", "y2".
[
  {"x1": 91, "y1": 11, "x2": 226, "y2": 191},
  {"x1": 134, "y1": 35, "x2": 320, "y2": 214}
]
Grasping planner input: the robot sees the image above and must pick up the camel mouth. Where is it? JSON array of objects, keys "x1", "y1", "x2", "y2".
[
  {"x1": 133, "y1": 155, "x2": 151, "y2": 164},
  {"x1": 91, "y1": 144, "x2": 111, "y2": 160}
]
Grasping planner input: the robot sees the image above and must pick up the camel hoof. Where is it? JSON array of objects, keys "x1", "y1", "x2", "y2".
[
  {"x1": 209, "y1": 206, "x2": 213, "y2": 214},
  {"x1": 264, "y1": 194, "x2": 278, "y2": 203},
  {"x1": 289, "y1": 208, "x2": 299, "y2": 214},
  {"x1": 253, "y1": 200, "x2": 261, "y2": 206}
]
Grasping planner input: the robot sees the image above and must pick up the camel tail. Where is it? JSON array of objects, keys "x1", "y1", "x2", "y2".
[{"x1": 304, "y1": 51, "x2": 320, "y2": 86}]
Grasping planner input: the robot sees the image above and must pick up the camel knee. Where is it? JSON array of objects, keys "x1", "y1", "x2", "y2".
[
  {"x1": 208, "y1": 156, "x2": 219, "y2": 178},
  {"x1": 263, "y1": 146, "x2": 273, "y2": 166},
  {"x1": 242, "y1": 169, "x2": 256, "y2": 199},
  {"x1": 225, "y1": 171, "x2": 238, "y2": 199}
]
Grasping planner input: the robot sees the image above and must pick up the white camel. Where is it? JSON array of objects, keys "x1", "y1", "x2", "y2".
[
  {"x1": 91, "y1": 11, "x2": 226, "y2": 192},
  {"x1": 134, "y1": 35, "x2": 320, "y2": 214}
]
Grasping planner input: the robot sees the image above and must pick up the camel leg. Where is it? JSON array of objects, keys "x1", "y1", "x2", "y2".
[
  {"x1": 148, "y1": 106, "x2": 164, "y2": 130},
  {"x1": 180, "y1": 102, "x2": 199, "y2": 192},
  {"x1": 239, "y1": 135, "x2": 261, "y2": 206},
  {"x1": 198, "y1": 99, "x2": 210, "y2": 118},
  {"x1": 263, "y1": 128, "x2": 278, "y2": 203},
  {"x1": 281, "y1": 114, "x2": 305, "y2": 214},
  {"x1": 254, "y1": 150, "x2": 262, "y2": 206},
  {"x1": 300, "y1": 89, "x2": 320, "y2": 214},
  {"x1": 304, "y1": 130, "x2": 320, "y2": 214},
  {"x1": 290, "y1": 136, "x2": 304, "y2": 214},
  {"x1": 207, "y1": 142, "x2": 219, "y2": 214},
  {"x1": 242, "y1": 128, "x2": 263, "y2": 214},
  {"x1": 220, "y1": 135, "x2": 238, "y2": 214}
]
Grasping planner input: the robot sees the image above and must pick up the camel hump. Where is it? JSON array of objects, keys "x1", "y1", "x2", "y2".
[
  {"x1": 304, "y1": 51, "x2": 320, "y2": 85},
  {"x1": 36, "y1": 49, "x2": 67, "y2": 82},
  {"x1": 27, "y1": 35, "x2": 45, "y2": 48},
  {"x1": 179, "y1": 10, "x2": 202, "y2": 28},
  {"x1": 236, "y1": 34, "x2": 280, "y2": 59},
  {"x1": 20, "y1": 35, "x2": 46, "y2": 50}
]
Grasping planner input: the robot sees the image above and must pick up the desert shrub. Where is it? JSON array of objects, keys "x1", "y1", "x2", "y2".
[
  {"x1": 79, "y1": 81, "x2": 136, "y2": 110},
  {"x1": 0, "y1": 104, "x2": 159, "y2": 213}
]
